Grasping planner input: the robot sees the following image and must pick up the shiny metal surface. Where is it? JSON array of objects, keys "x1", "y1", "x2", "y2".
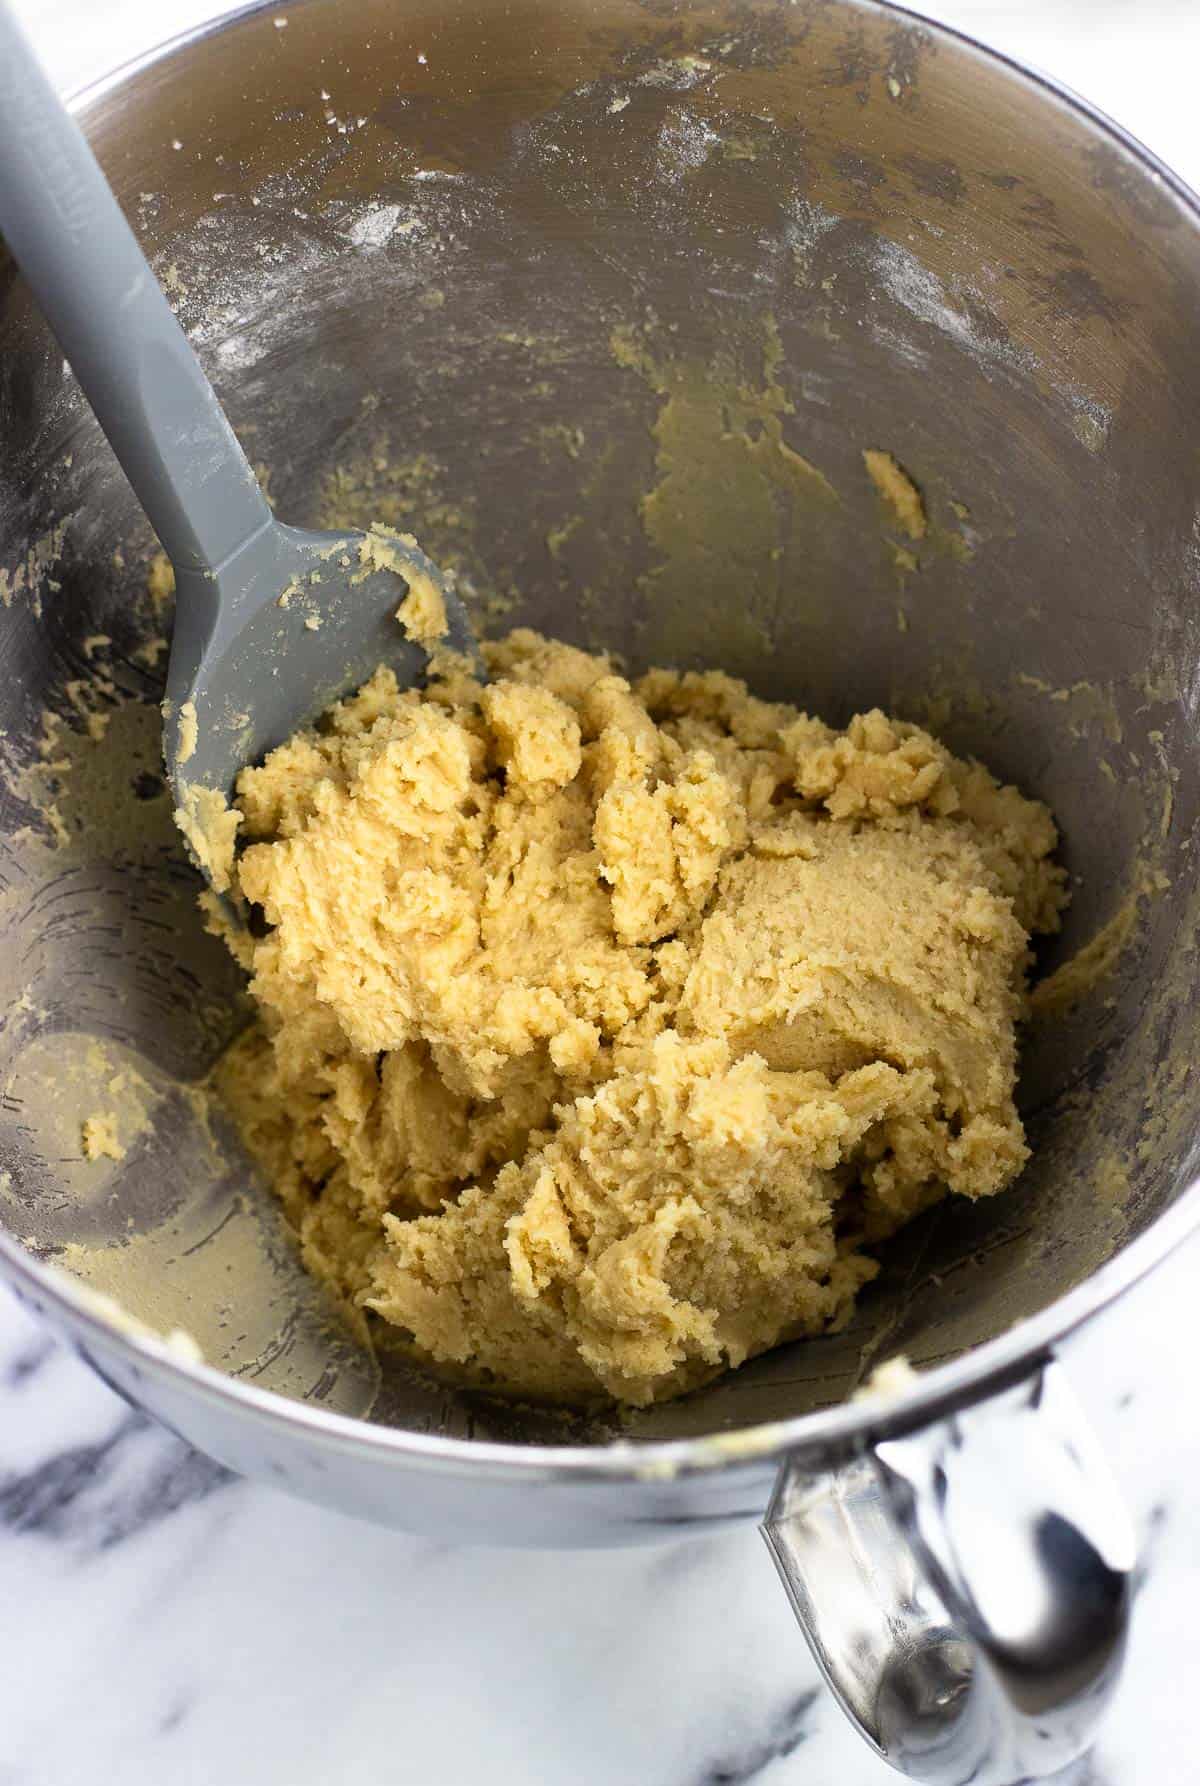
[
  {"x1": 765, "y1": 1360, "x2": 1136, "y2": 1781},
  {"x1": 1, "y1": 0, "x2": 1199, "y2": 1769},
  {"x1": 0, "y1": 1, "x2": 474, "y2": 821}
]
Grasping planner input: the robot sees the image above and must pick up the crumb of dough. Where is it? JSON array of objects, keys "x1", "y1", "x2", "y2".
[
  {"x1": 395, "y1": 572, "x2": 447, "y2": 646},
  {"x1": 210, "y1": 631, "x2": 1066, "y2": 1406},
  {"x1": 81, "y1": 1112, "x2": 125, "y2": 1162},
  {"x1": 132, "y1": 635, "x2": 168, "y2": 670},
  {"x1": 852, "y1": 1354, "x2": 919, "y2": 1402},
  {"x1": 177, "y1": 699, "x2": 199, "y2": 764},
  {"x1": 891, "y1": 547, "x2": 919, "y2": 583},
  {"x1": 864, "y1": 449, "x2": 927, "y2": 540},
  {"x1": 174, "y1": 784, "x2": 240, "y2": 893},
  {"x1": 146, "y1": 551, "x2": 175, "y2": 614},
  {"x1": 355, "y1": 523, "x2": 448, "y2": 646},
  {"x1": 165, "y1": 1327, "x2": 205, "y2": 1364}
]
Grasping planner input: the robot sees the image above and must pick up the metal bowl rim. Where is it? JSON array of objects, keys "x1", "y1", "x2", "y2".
[{"x1": 3, "y1": 0, "x2": 1198, "y2": 1483}]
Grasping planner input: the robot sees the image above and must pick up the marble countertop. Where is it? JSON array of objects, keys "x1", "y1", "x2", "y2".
[{"x1": 4, "y1": 3, "x2": 1200, "y2": 1783}]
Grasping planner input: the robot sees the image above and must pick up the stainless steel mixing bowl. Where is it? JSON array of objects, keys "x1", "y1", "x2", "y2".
[{"x1": 2, "y1": 2, "x2": 1198, "y2": 1778}]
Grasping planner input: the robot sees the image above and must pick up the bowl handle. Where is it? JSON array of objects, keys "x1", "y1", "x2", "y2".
[{"x1": 761, "y1": 1358, "x2": 1135, "y2": 1784}]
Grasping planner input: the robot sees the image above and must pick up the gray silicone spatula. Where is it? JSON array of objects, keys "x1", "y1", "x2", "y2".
[{"x1": 0, "y1": 2, "x2": 477, "y2": 880}]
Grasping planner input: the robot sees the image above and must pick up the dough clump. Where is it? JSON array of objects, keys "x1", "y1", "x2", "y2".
[{"x1": 212, "y1": 632, "x2": 1066, "y2": 1405}]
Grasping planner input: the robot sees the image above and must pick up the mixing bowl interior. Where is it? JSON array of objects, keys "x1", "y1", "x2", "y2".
[{"x1": 1, "y1": 0, "x2": 1198, "y2": 1445}]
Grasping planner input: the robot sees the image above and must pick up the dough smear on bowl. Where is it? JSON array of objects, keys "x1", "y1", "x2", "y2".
[{"x1": 206, "y1": 628, "x2": 1067, "y2": 1406}]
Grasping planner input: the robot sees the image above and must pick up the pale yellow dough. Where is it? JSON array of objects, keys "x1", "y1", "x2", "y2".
[
  {"x1": 81, "y1": 1112, "x2": 125, "y2": 1162},
  {"x1": 212, "y1": 632, "x2": 1066, "y2": 1406}
]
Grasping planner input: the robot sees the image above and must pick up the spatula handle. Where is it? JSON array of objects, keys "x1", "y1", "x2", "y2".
[{"x1": 0, "y1": 2, "x2": 272, "y2": 576}]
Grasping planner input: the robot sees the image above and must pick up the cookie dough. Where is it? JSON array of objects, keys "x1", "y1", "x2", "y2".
[
  {"x1": 863, "y1": 449, "x2": 927, "y2": 540},
  {"x1": 81, "y1": 1112, "x2": 125, "y2": 1162},
  {"x1": 211, "y1": 632, "x2": 1066, "y2": 1406}
]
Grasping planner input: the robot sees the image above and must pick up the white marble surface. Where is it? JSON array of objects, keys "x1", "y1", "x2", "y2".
[{"x1": 3, "y1": 3, "x2": 1200, "y2": 1783}]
